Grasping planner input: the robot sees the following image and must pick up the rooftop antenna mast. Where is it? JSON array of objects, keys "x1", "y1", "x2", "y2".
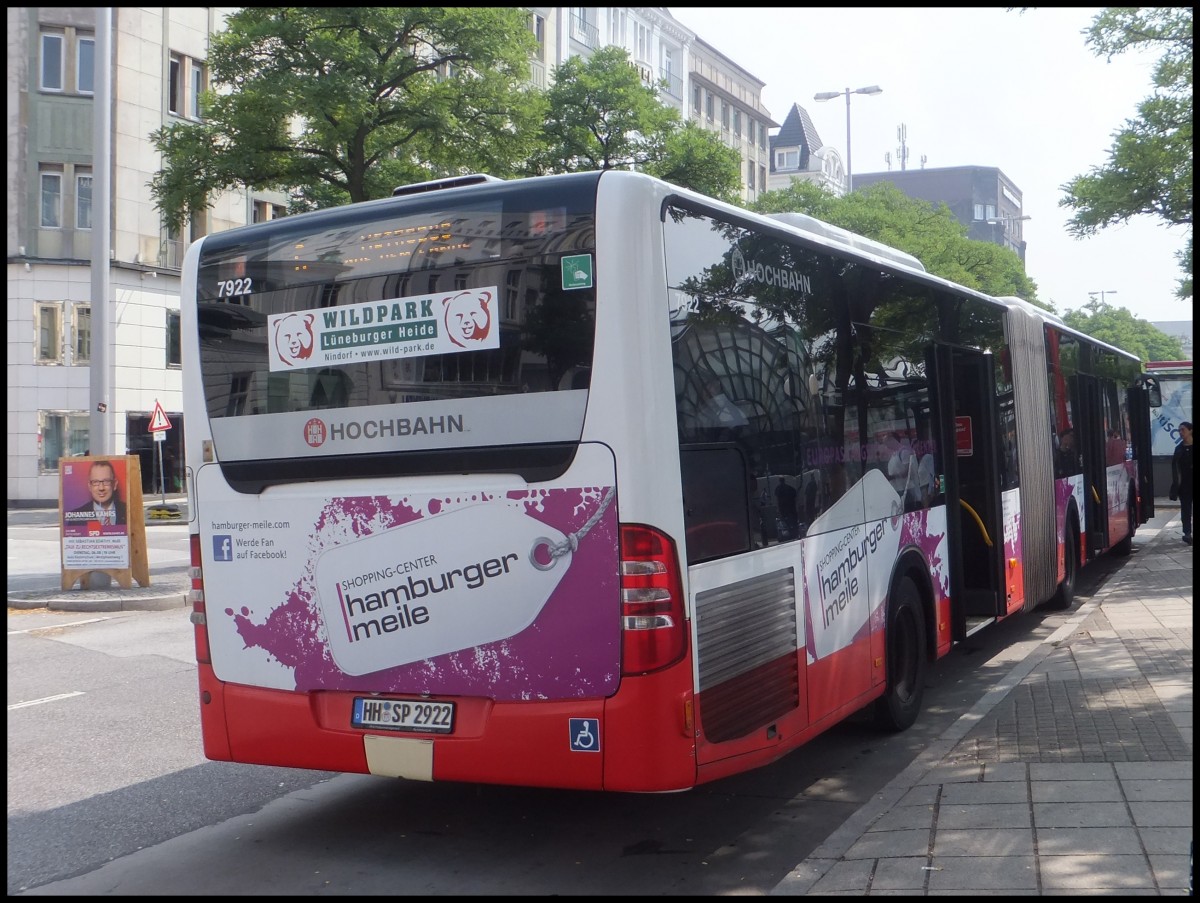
[{"x1": 896, "y1": 124, "x2": 910, "y2": 171}]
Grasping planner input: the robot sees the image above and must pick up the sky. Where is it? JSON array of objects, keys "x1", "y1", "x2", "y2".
[{"x1": 669, "y1": 7, "x2": 1191, "y2": 325}]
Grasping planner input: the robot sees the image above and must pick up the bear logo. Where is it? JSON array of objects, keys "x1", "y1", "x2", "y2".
[
  {"x1": 442, "y1": 290, "x2": 493, "y2": 349},
  {"x1": 273, "y1": 312, "x2": 315, "y2": 367}
]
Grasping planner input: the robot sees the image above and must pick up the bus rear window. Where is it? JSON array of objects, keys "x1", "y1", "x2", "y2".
[{"x1": 190, "y1": 178, "x2": 600, "y2": 478}]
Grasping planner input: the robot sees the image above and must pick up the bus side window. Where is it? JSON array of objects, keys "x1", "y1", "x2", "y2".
[{"x1": 679, "y1": 445, "x2": 752, "y2": 564}]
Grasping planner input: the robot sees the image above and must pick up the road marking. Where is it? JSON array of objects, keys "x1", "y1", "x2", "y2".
[
  {"x1": 8, "y1": 691, "x2": 85, "y2": 710},
  {"x1": 7, "y1": 616, "x2": 114, "y2": 635}
]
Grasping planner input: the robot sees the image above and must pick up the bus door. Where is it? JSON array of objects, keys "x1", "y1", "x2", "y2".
[
  {"x1": 1128, "y1": 381, "x2": 1156, "y2": 521},
  {"x1": 1071, "y1": 374, "x2": 1108, "y2": 556},
  {"x1": 929, "y1": 344, "x2": 1006, "y2": 639}
]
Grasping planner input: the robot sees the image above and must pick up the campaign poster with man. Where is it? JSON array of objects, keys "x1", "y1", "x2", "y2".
[{"x1": 60, "y1": 456, "x2": 131, "y2": 569}]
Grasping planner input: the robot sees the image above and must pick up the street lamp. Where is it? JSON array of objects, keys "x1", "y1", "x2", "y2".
[
  {"x1": 814, "y1": 85, "x2": 883, "y2": 193},
  {"x1": 986, "y1": 214, "x2": 1031, "y2": 225},
  {"x1": 1088, "y1": 289, "x2": 1117, "y2": 306}
]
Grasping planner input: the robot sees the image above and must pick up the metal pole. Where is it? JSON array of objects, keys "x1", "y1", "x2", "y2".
[
  {"x1": 157, "y1": 437, "x2": 166, "y2": 506},
  {"x1": 88, "y1": 7, "x2": 112, "y2": 455},
  {"x1": 844, "y1": 89, "x2": 853, "y2": 193}
]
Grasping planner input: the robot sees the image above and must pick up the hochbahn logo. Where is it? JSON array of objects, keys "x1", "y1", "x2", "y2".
[
  {"x1": 302, "y1": 414, "x2": 465, "y2": 448},
  {"x1": 304, "y1": 418, "x2": 327, "y2": 448}
]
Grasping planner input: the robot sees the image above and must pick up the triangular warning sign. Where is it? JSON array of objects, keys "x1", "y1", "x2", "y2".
[{"x1": 148, "y1": 402, "x2": 172, "y2": 432}]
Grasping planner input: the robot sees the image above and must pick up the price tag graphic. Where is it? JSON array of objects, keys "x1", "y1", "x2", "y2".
[{"x1": 315, "y1": 504, "x2": 573, "y2": 675}]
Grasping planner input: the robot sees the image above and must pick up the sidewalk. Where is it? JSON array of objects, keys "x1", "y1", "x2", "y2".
[
  {"x1": 772, "y1": 502, "x2": 1192, "y2": 895},
  {"x1": 7, "y1": 496, "x2": 190, "y2": 612}
]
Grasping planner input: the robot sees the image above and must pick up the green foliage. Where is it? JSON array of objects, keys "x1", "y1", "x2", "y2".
[
  {"x1": 1059, "y1": 8, "x2": 1193, "y2": 301},
  {"x1": 645, "y1": 121, "x2": 743, "y2": 203},
  {"x1": 528, "y1": 46, "x2": 742, "y2": 197},
  {"x1": 751, "y1": 181, "x2": 1043, "y2": 304},
  {"x1": 528, "y1": 45, "x2": 679, "y2": 173},
  {"x1": 1061, "y1": 297, "x2": 1186, "y2": 362},
  {"x1": 150, "y1": 7, "x2": 545, "y2": 229}
]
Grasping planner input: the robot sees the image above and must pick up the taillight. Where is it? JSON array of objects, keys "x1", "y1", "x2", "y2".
[
  {"x1": 187, "y1": 532, "x2": 211, "y2": 664},
  {"x1": 620, "y1": 524, "x2": 687, "y2": 675}
]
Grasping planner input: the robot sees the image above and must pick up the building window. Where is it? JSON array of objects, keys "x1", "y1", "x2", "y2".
[
  {"x1": 760, "y1": 164, "x2": 766, "y2": 189},
  {"x1": 775, "y1": 149, "x2": 799, "y2": 170},
  {"x1": 271, "y1": 204, "x2": 286, "y2": 220},
  {"x1": 76, "y1": 170, "x2": 93, "y2": 230},
  {"x1": 190, "y1": 61, "x2": 205, "y2": 119},
  {"x1": 39, "y1": 411, "x2": 90, "y2": 472},
  {"x1": 692, "y1": 84, "x2": 701, "y2": 114},
  {"x1": 636, "y1": 23, "x2": 650, "y2": 62},
  {"x1": 252, "y1": 200, "x2": 269, "y2": 223},
  {"x1": 748, "y1": 161, "x2": 755, "y2": 190},
  {"x1": 721, "y1": 101, "x2": 729, "y2": 130},
  {"x1": 973, "y1": 204, "x2": 985, "y2": 221},
  {"x1": 167, "y1": 310, "x2": 182, "y2": 368},
  {"x1": 705, "y1": 92, "x2": 714, "y2": 122},
  {"x1": 733, "y1": 110, "x2": 741, "y2": 138},
  {"x1": 40, "y1": 169, "x2": 63, "y2": 228},
  {"x1": 73, "y1": 304, "x2": 92, "y2": 364},
  {"x1": 41, "y1": 33, "x2": 64, "y2": 91},
  {"x1": 759, "y1": 123, "x2": 767, "y2": 150},
  {"x1": 531, "y1": 13, "x2": 546, "y2": 61},
  {"x1": 985, "y1": 204, "x2": 997, "y2": 220},
  {"x1": 77, "y1": 37, "x2": 95, "y2": 94},
  {"x1": 36, "y1": 303, "x2": 63, "y2": 363},
  {"x1": 608, "y1": 9, "x2": 624, "y2": 47},
  {"x1": 169, "y1": 55, "x2": 182, "y2": 115}
]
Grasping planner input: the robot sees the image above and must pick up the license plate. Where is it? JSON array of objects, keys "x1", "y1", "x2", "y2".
[{"x1": 351, "y1": 697, "x2": 455, "y2": 734}]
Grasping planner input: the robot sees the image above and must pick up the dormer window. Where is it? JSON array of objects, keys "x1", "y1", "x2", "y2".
[{"x1": 775, "y1": 149, "x2": 799, "y2": 170}]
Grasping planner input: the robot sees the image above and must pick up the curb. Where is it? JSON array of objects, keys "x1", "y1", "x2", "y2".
[{"x1": 6, "y1": 571, "x2": 190, "y2": 613}]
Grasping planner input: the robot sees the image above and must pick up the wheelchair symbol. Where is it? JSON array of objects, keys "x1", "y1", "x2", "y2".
[{"x1": 569, "y1": 717, "x2": 600, "y2": 753}]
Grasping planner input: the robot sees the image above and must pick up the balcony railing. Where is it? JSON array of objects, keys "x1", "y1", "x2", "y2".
[
  {"x1": 659, "y1": 69, "x2": 682, "y2": 99},
  {"x1": 159, "y1": 238, "x2": 184, "y2": 269},
  {"x1": 570, "y1": 15, "x2": 599, "y2": 48}
]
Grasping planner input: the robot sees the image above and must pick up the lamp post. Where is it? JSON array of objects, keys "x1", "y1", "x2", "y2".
[
  {"x1": 1088, "y1": 289, "x2": 1117, "y2": 307},
  {"x1": 814, "y1": 85, "x2": 882, "y2": 193}
]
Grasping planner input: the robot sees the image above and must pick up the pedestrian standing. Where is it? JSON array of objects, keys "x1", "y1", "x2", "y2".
[{"x1": 1171, "y1": 421, "x2": 1192, "y2": 545}]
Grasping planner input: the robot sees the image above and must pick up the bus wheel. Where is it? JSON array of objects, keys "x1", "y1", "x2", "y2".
[
  {"x1": 1047, "y1": 523, "x2": 1078, "y2": 610},
  {"x1": 874, "y1": 576, "x2": 927, "y2": 732}
]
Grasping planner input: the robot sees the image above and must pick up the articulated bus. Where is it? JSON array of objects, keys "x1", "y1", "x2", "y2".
[{"x1": 182, "y1": 170, "x2": 1160, "y2": 792}]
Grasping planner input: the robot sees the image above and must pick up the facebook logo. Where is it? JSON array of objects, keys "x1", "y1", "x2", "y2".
[{"x1": 212, "y1": 535, "x2": 233, "y2": 562}]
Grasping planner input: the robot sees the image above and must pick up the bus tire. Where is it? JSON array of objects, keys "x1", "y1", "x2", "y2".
[
  {"x1": 1047, "y1": 520, "x2": 1078, "y2": 610},
  {"x1": 873, "y1": 576, "x2": 927, "y2": 732}
]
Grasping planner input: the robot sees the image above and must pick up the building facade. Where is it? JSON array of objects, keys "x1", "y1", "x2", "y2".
[
  {"x1": 851, "y1": 165, "x2": 1029, "y2": 263},
  {"x1": 7, "y1": 7, "x2": 286, "y2": 506},
  {"x1": 767, "y1": 102, "x2": 844, "y2": 195}
]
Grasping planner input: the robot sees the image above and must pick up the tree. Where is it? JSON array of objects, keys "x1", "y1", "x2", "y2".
[
  {"x1": 645, "y1": 120, "x2": 743, "y2": 203},
  {"x1": 150, "y1": 8, "x2": 546, "y2": 230},
  {"x1": 528, "y1": 45, "x2": 741, "y2": 198},
  {"x1": 1062, "y1": 298, "x2": 1186, "y2": 363},
  {"x1": 1059, "y1": 8, "x2": 1193, "y2": 301},
  {"x1": 752, "y1": 181, "x2": 1043, "y2": 304}
]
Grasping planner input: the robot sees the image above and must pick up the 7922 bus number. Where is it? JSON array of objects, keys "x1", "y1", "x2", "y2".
[
  {"x1": 351, "y1": 697, "x2": 455, "y2": 734},
  {"x1": 216, "y1": 277, "x2": 254, "y2": 298}
]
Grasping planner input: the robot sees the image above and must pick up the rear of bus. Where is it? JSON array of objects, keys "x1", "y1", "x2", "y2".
[{"x1": 183, "y1": 171, "x2": 697, "y2": 792}]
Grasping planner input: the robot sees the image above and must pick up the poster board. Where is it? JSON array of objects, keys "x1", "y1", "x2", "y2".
[{"x1": 59, "y1": 455, "x2": 150, "y2": 590}]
